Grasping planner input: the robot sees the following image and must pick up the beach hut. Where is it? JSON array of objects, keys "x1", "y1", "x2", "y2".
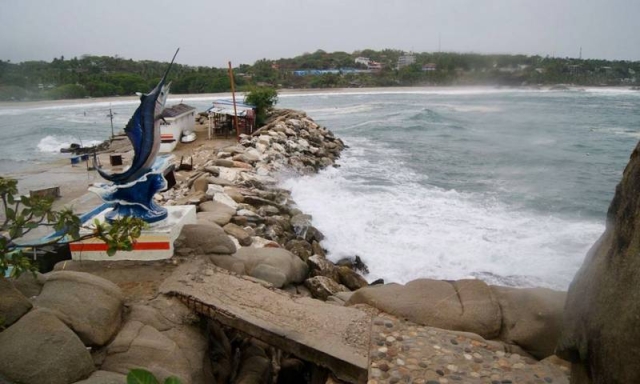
[
  {"x1": 206, "y1": 99, "x2": 255, "y2": 139},
  {"x1": 159, "y1": 103, "x2": 196, "y2": 152}
]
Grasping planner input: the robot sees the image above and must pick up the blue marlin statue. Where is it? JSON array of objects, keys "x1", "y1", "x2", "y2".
[
  {"x1": 98, "y1": 48, "x2": 179, "y2": 183},
  {"x1": 91, "y1": 49, "x2": 179, "y2": 223}
]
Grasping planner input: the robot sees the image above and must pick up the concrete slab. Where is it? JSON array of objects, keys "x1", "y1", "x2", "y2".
[
  {"x1": 70, "y1": 205, "x2": 196, "y2": 261},
  {"x1": 159, "y1": 259, "x2": 371, "y2": 383}
]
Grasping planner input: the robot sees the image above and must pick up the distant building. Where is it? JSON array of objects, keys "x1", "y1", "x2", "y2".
[
  {"x1": 397, "y1": 54, "x2": 416, "y2": 69},
  {"x1": 367, "y1": 61, "x2": 383, "y2": 71},
  {"x1": 354, "y1": 57, "x2": 370, "y2": 66},
  {"x1": 422, "y1": 63, "x2": 437, "y2": 71}
]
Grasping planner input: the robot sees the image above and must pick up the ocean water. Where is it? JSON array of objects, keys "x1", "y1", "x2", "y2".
[{"x1": 1, "y1": 87, "x2": 639, "y2": 289}]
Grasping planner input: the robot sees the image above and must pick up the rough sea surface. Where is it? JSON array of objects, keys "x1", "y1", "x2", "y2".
[{"x1": 2, "y1": 87, "x2": 639, "y2": 289}]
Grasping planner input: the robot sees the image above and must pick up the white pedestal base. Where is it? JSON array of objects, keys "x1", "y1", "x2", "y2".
[{"x1": 70, "y1": 205, "x2": 196, "y2": 261}]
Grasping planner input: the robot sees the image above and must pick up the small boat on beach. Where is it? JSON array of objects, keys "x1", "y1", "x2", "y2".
[
  {"x1": 159, "y1": 103, "x2": 196, "y2": 153},
  {"x1": 180, "y1": 130, "x2": 196, "y2": 143}
]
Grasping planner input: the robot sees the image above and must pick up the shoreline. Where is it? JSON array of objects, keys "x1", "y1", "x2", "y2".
[{"x1": 1, "y1": 84, "x2": 637, "y2": 109}]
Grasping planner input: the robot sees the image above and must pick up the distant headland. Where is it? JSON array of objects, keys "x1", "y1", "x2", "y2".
[{"x1": 1, "y1": 48, "x2": 639, "y2": 101}]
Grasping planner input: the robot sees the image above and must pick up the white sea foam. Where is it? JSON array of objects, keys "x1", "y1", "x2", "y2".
[
  {"x1": 281, "y1": 144, "x2": 604, "y2": 290},
  {"x1": 36, "y1": 135, "x2": 102, "y2": 153}
]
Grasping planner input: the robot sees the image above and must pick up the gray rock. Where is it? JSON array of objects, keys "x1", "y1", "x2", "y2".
[
  {"x1": 311, "y1": 241, "x2": 326, "y2": 258},
  {"x1": 206, "y1": 176, "x2": 236, "y2": 187},
  {"x1": 0, "y1": 309, "x2": 94, "y2": 384},
  {"x1": 214, "y1": 159, "x2": 235, "y2": 168},
  {"x1": 0, "y1": 277, "x2": 32, "y2": 327},
  {"x1": 336, "y1": 266, "x2": 368, "y2": 291},
  {"x1": 102, "y1": 297, "x2": 206, "y2": 384},
  {"x1": 285, "y1": 239, "x2": 313, "y2": 261},
  {"x1": 223, "y1": 223, "x2": 252, "y2": 246},
  {"x1": 204, "y1": 166, "x2": 220, "y2": 176},
  {"x1": 347, "y1": 279, "x2": 502, "y2": 340},
  {"x1": 11, "y1": 271, "x2": 46, "y2": 298},
  {"x1": 307, "y1": 255, "x2": 340, "y2": 282},
  {"x1": 34, "y1": 271, "x2": 123, "y2": 346},
  {"x1": 494, "y1": 286, "x2": 566, "y2": 360},
  {"x1": 175, "y1": 223, "x2": 237, "y2": 255},
  {"x1": 558, "y1": 139, "x2": 640, "y2": 383},
  {"x1": 234, "y1": 342, "x2": 271, "y2": 383},
  {"x1": 191, "y1": 175, "x2": 209, "y2": 193},
  {"x1": 72, "y1": 371, "x2": 126, "y2": 384},
  {"x1": 199, "y1": 200, "x2": 236, "y2": 215},
  {"x1": 290, "y1": 213, "x2": 312, "y2": 232},
  {"x1": 304, "y1": 276, "x2": 348, "y2": 301},
  {"x1": 231, "y1": 247, "x2": 308, "y2": 287},
  {"x1": 103, "y1": 323, "x2": 199, "y2": 383},
  {"x1": 197, "y1": 211, "x2": 233, "y2": 226},
  {"x1": 223, "y1": 187, "x2": 245, "y2": 203}
]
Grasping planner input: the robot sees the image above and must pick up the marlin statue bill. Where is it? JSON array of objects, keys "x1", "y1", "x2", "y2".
[{"x1": 97, "y1": 48, "x2": 179, "y2": 184}]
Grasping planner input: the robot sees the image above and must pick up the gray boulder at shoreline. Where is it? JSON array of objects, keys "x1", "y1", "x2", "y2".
[
  {"x1": 558, "y1": 139, "x2": 640, "y2": 383},
  {"x1": 0, "y1": 309, "x2": 95, "y2": 384},
  {"x1": 347, "y1": 278, "x2": 565, "y2": 359},
  {"x1": 34, "y1": 271, "x2": 124, "y2": 346}
]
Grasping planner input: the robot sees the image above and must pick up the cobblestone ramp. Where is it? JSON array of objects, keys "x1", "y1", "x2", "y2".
[
  {"x1": 159, "y1": 259, "x2": 370, "y2": 383},
  {"x1": 369, "y1": 312, "x2": 570, "y2": 384}
]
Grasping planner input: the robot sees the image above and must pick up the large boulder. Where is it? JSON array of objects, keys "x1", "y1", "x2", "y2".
[
  {"x1": 210, "y1": 248, "x2": 308, "y2": 288},
  {"x1": 304, "y1": 276, "x2": 348, "y2": 301},
  {"x1": 0, "y1": 277, "x2": 32, "y2": 327},
  {"x1": 199, "y1": 200, "x2": 236, "y2": 216},
  {"x1": 175, "y1": 223, "x2": 237, "y2": 255},
  {"x1": 336, "y1": 266, "x2": 368, "y2": 291},
  {"x1": 558, "y1": 141, "x2": 640, "y2": 383},
  {"x1": 493, "y1": 286, "x2": 566, "y2": 360},
  {"x1": 197, "y1": 211, "x2": 233, "y2": 226},
  {"x1": 102, "y1": 297, "x2": 207, "y2": 384},
  {"x1": 347, "y1": 279, "x2": 502, "y2": 339},
  {"x1": 34, "y1": 271, "x2": 123, "y2": 346},
  {"x1": 11, "y1": 271, "x2": 46, "y2": 298},
  {"x1": 223, "y1": 223, "x2": 252, "y2": 246},
  {"x1": 0, "y1": 309, "x2": 95, "y2": 384}
]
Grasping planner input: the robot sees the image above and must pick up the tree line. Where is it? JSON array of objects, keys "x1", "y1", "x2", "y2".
[{"x1": 1, "y1": 49, "x2": 639, "y2": 101}]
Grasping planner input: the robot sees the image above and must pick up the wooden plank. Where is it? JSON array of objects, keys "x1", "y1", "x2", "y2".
[{"x1": 160, "y1": 259, "x2": 370, "y2": 383}]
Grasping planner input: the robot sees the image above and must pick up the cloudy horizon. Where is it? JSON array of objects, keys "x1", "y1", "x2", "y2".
[{"x1": 1, "y1": 0, "x2": 639, "y2": 67}]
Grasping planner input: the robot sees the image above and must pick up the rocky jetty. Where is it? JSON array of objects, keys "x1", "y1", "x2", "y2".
[{"x1": 159, "y1": 109, "x2": 365, "y2": 299}]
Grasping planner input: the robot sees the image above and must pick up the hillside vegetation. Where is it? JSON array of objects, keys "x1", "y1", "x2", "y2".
[{"x1": 1, "y1": 49, "x2": 639, "y2": 101}]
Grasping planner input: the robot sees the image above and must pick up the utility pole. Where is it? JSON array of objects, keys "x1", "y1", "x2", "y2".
[
  {"x1": 107, "y1": 107, "x2": 115, "y2": 140},
  {"x1": 579, "y1": 46, "x2": 582, "y2": 60},
  {"x1": 228, "y1": 61, "x2": 240, "y2": 142}
]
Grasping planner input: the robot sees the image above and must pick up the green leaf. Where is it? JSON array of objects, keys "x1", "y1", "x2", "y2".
[
  {"x1": 5, "y1": 207, "x2": 15, "y2": 220},
  {"x1": 20, "y1": 195, "x2": 31, "y2": 207},
  {"x1": 164, "y1": 377, "x2": 183, "y2": 384},
  {"x1": 126, "y1": 369, "x2": 160, "y2": 384},
  {"x1": 25, "y1": 222, "x2": 39, "y2": 229}
]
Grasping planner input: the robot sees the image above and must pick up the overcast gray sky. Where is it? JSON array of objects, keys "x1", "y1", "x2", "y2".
[{"x1": 1, "y1": 0, "x2": 639, "y2": 67}]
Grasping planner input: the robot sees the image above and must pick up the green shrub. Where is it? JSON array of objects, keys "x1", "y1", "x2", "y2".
[{"x1": 244, "y1": 86, "x2": 278, "y2": 127}]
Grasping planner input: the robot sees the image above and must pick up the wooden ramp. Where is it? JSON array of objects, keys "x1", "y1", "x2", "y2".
[{"x1": 159, "y1": 259, "x2": 370, "y2": 383}]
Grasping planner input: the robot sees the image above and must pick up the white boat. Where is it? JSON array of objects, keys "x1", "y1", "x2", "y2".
[
  {"x1": 181, "y1": 130, "x2": 196, "y2": 143},
  {"x1": 159, "y1": 103, "x2": 196, "y2": 152}
]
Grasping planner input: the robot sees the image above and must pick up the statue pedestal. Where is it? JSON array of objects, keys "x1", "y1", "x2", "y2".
[{"x1": 70, "y1": 205, "x2": 196, "y2": 261}]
